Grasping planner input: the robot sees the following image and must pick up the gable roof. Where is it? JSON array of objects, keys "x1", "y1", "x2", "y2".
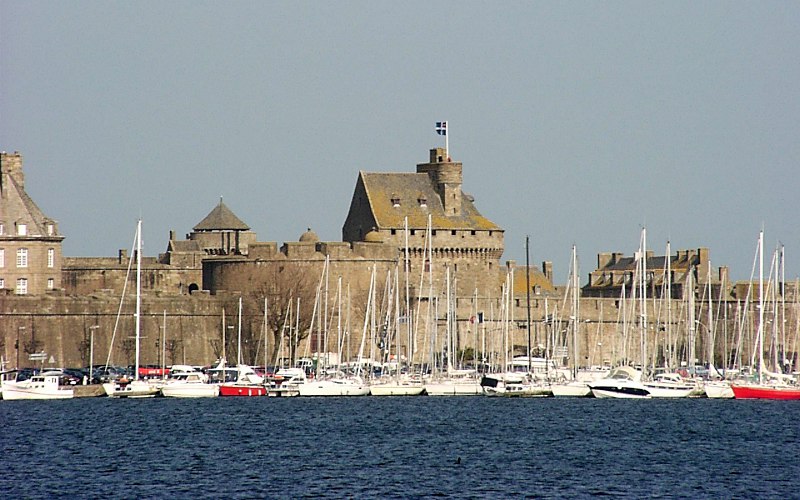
[
  {"x1": 0, "y1": 154, "x2": 62, "y2": 239},
  {"x1": 193, "y1": 199, "x2": 250, "y2": 231},
  {"x1": 359, "y1": 171, "x2": 501, "y2": 231}
]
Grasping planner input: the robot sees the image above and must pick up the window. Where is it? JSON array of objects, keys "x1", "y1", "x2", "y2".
[
  {"x1": 0, "y1": 248, "x2": 4, "y2": 268},
  {"x1": 17, "y1": 224, "x2": 27, "y2": 236},
  {"x1": 48, "y1": 248, "x2": 54, "y2": 268},
  {"x1": 15, "y1": 278, "x2": 27, "y2": 295},
  {"x1": 0, "y1": 223, "x2": 4, "y2": 235},
  {"x1": 47, "y1": 278, "x2": 54, "y2": 290},
  {"x1": 17, "y1": 248, "x2": 28, "y2": 268},
  {"x1": 451, "y1": 230, "x2": 457, "y2": 236},
  {"x1": 47, "y1": 224, "x2": 54, "y2": 236},
  {"x1": 0, "y1": 278, "x2": 4, "y2": 289}
]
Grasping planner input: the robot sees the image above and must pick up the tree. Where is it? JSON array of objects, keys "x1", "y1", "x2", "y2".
[{"x1": 242, "y1": 263, "x2": 320, "y2": 367}]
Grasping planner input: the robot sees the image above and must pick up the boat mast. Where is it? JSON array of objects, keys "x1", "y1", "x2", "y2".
[
  {"x1": 134, "y1": 219, "x2": 142, "y2": 381},
  {"x1": 525, "y1": 236, "x2": 532, "y2": 375},
  {"x1": 237, "y1": 296, "x2": 243, "y2": 365},
  {"x1": 758, "y1": 230, "x2": 764, "y2": 385},
  {"x1": 571, "y1": 245, "x2": 579, "y2": 380}
]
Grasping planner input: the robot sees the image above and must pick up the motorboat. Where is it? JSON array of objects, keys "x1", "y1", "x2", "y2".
[
  {"x1": 2, "y1": 372, "x2": 74, "y2": 400},
  {"x1": 588, "y1": 366, "x2": 651, "y2": 399},
  {"x1": 103, "y1": 377, "x2": 159, "y2": 398},
  {"x1": 644, "y1": 373, "x2": 701, "y2": 398},
  {"x1": 266, "y1": 368, "x2": 306, "y2": 397},
  {"x1": 160, "y1": 371, "x2": 218, "y2": 398},
  {"x1": 481, "y1": 372, "x2": 552, "y2": 397},
  {"x1": 219, "y1": 365, "x2": 267, "y2": 397}
]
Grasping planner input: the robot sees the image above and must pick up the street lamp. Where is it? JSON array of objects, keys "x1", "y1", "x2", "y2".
[
  {"x1": 16, "y1": 326, "x2": 25, "y2": 369},
  {"x1": 89, "y1": 325, "x2": 99, "y2": 384}
]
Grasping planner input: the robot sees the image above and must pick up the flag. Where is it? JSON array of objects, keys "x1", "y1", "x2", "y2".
[{"x1": 435, "y1": 121, "x2": 447, "y2": 136}]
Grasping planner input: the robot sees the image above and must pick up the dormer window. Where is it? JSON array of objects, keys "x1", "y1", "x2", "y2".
[
  {"x1": 17, "y1": 223, "x2": 27, "y2": 236},
  {"x1": 0, "y1": 222, "x2": 4, "y2": 235},
  {"x1": 390, "y1": 194, "x2": 401, "y2": 207},
  {"x1": 417, "y1": 196, "x2": 427, "y2": 208},
  {"x1": 47, "y1": 224, "x2": 54, "y2": 236}
]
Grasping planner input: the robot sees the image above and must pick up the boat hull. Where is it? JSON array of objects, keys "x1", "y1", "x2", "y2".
[
  {"x1": 297, "y1": 379, "x2": 370, "y2": 397},
  {"x1": 103, "y1": 380, "x2": 159, "y2": 398},
  {"x1": 731, "y1": 384, "x2": 800, "y2": 400},
  {"x1": 2, "y1": 386, "x2": 74, "y2": 400},
  {"x1": 424, "y1": 381, "x2": 482, "y2": 396},
  {"x1": 551, "y1": 382, "x2": 592, "y2": 397},
  {"x1": 370, "y1": 384, "x2": 425, "y2": 396},
  {"x1": 219, "y1": 384, "x2": 267, "y2": 397},
  {"x1": 161, "y1": 384, "x2": 219, "y2": 398},
  {"x1": 704, "y1": 381, "x2": 734, "y2": 399}
]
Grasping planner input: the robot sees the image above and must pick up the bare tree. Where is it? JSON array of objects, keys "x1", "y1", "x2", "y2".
[{"x1": 243, "y1": 263, "x2": 319, "y2": 367}]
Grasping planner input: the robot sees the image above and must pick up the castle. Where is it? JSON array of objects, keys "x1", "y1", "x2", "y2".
[{"x1": 2, "y1": 149, "x2": 796, "y2": 372}]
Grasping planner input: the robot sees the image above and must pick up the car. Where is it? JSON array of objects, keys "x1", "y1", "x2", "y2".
[{"x1": 91, "y1": 365, "x2": 129, "y2": 384}]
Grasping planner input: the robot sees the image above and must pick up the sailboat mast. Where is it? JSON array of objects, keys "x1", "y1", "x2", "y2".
[
  {"x1": 572, "y1": 245, "x2": 579, "y2": 380},
  {"x1": 758, "y1": 230, "x2": 764, "y2": 385},
  {"x1": 525, "y1": 236, "x2": 532, "y2": 374},
  {"x1": 134, "y1": 219, "x2": 142, "y2": 381},
  {"x1": 237, "y1": 296, "x2": 243, "y2": 365}
]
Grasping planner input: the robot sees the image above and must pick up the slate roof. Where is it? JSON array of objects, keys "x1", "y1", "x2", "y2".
[
  {"x1": 0, "y1": 160, "x2": 61, "y2": 238},
  {"x1": 193, "y1": 199, "x2": 250, "y2": 231},
  {"x1": 168, "y1": 239, "x2": 203, "y2": 252},
  {"x1": 601, "y1": 255, "x2": 693, "y2": 272},
  {"x1": 359, "y1": 171, "x2": 501, "y2": 231}
]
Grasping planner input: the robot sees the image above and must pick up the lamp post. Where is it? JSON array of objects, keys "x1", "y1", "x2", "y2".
[
  {"x1": 16, "y1": 326, "x2": 25, "y2": 369},
  {"x1": 89, "y1": 325, "x2": 99, "y2": 384}
]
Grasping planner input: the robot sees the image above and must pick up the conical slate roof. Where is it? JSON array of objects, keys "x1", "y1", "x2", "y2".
[{"x1": 193, "y1": 198, "x2": 250, "y2": 231}]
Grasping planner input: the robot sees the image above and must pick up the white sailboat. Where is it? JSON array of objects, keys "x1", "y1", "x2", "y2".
[
  {"x1": 552, "y1": 245, "x2": 592, "y2": 397},
  {"x1": 103, "y1": 220, "x2": 159, "y2": 398}
]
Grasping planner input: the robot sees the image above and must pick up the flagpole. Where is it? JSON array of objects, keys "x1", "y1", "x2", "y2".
[{"x1": 446, "y1": 122, "x2": 449, "y2": 160}]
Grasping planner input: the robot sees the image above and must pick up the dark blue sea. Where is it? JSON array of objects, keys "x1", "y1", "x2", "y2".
[{"x1": 1, "y1": 397, "x2": 797, "y2": 499}]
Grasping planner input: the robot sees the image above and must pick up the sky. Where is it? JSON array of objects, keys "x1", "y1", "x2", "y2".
[{"x1": 2, "y1": 1, "x2": 799, "y2": 284}]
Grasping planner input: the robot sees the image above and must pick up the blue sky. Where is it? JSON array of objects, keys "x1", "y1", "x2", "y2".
[{"x1": 2, "y1": 1, "x2": 798, "y2": 283}]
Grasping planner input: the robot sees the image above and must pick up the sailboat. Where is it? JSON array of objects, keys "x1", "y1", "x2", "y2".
[
  {"x1": 371, "y1": 220, "x2": 425, "y2": 396},
  {"x1": 732, "y1": 231, "x2": 800, "y2": 400},
  {"x1": 103, "y1": 220, "x2": 159, "y2": 398},
  {"x1": 552, "y1": 245, "x2": 592, "y2": 397},
  {"x1": 219, "y1": 297, "x2": 268, "y2": 396},
  {"x1": 588, "y1": 229, "x2": 651, "y2": 399}
]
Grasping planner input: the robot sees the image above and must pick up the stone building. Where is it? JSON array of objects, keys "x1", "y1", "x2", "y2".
[
  {"x1": 342, "y1": 148, "x2": 505, "y2": 299},
  {"x1": 0, "y1": 152, "x2": 64, "y2": 295},
  {"x1": 582, "y1": 247, "x2": 729, "y2": 299}
]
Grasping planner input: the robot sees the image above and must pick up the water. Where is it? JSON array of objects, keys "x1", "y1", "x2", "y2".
[{"x1": 1, "y1": 397, "x2": 797, "y2": 499}]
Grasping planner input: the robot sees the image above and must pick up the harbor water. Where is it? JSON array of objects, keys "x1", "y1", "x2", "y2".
[{"x1": 1, "y1": 397, "x2": 797, "y2": 498}]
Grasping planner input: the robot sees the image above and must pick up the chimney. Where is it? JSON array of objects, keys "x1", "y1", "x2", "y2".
[
  {"x1": 169, "y1": 230, "x2": 176, "y2": 241},
  {"x1": 119, "y1": 249, "x2": 127, "y2": 264},
  {"x1": 719, "y1": 266, "x2": 729, "y2": 284},
  {"x1": 542, "y1": 261, "x2": 553, "y2": 283},
  {"x1": 0, "y1": 151, "x2": 25, "y2": 192},
  {"x1": 597, "y1": 252, "x2": 612, "y2": 269}
]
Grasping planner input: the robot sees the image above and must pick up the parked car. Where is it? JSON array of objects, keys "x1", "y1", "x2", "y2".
[{"x1": 91, "y1": 366, "x2": 128, "y2": 384}]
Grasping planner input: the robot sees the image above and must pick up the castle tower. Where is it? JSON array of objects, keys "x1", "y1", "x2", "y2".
[
  {"x1": 415, "y1": 148, "x2": 462, "y2": 216},
  {"x1": 342, "y1": 147, "x2": 504, "y2": 297}
]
